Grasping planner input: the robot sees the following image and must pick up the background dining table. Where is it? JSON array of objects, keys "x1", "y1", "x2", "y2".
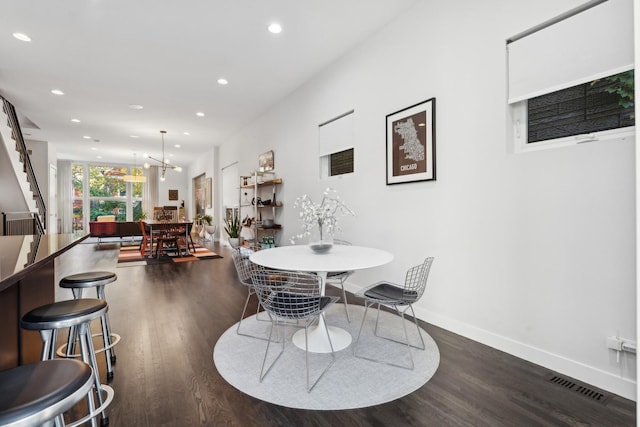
[{"x1": 143, "y1": 219, "x2": 195, "y2": 254}]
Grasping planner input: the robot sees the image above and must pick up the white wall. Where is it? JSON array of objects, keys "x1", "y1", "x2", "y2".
[
  {"x1": 157, "y1": 171, "x2": 188, "y2": 213},
  {"x1": 210, "y1": 0, "x2": 636, "y2": 399}
]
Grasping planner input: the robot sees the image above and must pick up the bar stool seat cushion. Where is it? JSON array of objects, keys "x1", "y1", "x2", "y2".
[
  {"x1": 60, "y1": 271, "x2": 117, "y2": 289},
  {"x1": 0, "y1": 359, "x2": 93, "y2": 427},
  {"x1": 21, "y1": 299, "x2": 107, "y2": 330}
]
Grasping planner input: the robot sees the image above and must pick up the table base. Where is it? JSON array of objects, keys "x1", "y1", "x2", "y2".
[{"x1": 292, "y1": 325, "x2": 352, "y2": 353}]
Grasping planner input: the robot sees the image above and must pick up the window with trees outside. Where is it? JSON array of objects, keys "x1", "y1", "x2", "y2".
[{"x1": 72, "y1": 163, "x2": 145, "y2": 232}]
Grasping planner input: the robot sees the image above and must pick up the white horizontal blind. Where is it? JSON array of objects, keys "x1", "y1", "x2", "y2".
[
  {"x1": 507, "y1": 0, "x2": 634, "y2": 104},
  {"x1": 318, "y1": 110, "x2": 354, "y2": 157}
]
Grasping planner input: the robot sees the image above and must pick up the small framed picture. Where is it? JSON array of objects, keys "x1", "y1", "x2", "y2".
[
  {"x1": 258, "y1": 150, "x2": 274, "y2": 172},
  {"x1": 386, "y1": 98, "x2": 436, "y2": 185}
]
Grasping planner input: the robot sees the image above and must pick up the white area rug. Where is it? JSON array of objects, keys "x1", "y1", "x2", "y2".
[{"x1": 213, "y1": 303, "x2": 440, "y2": 410}]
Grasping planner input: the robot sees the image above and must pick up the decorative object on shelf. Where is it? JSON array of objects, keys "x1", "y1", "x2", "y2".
[
  {"x1": 224, "y1": 212, "x2": 241, "y2": 247},
  {"x1": 258, "y1": 150, "x2": 274, "y2": 172},
  {"x1": 386, "y1": 98, "x2": 436, "y2": 185},
  {"x1": 143, "y1": 130, "x2": 183, "y2": 182},
  {"x1": 292, "y1": 188, "x2": 355, "y2": 254}
]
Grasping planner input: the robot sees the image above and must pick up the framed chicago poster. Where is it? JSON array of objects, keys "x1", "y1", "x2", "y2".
[{"x1": 386, "y1": 98, "x2": 436, "y2": 185}]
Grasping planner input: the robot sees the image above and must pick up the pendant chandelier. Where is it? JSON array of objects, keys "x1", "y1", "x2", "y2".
[
  {"x1": 123, "y1": 152, "x2": 147, "y2": 183},
  {"x1": 143, "y1": 130, "x2": 182, "y2": 181}
]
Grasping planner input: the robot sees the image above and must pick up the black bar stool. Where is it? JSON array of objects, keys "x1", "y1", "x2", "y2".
[
  {"x1": 58, "y1": 271, "x2": 120, "y2": 379},
  {"x1": 21, "y1": 299, "x2": 114, "y2": 427},
  {"x1": 0, "y1": 359, "x2": 93, "y2": 427}
]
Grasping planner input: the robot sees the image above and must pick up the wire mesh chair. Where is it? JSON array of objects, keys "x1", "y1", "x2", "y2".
[
  {"x1": 353, "y1": 257, "x2": 434, "y2": 370},
  {"x1": 231, "y1": 246, "x2": 270, "y2": 340},
  {"x1": 250, "y1": 265, "x2": 340, "y2": 392},
  {"x1": 325, "y1": 239, "x2": 353, "y2": 322}
]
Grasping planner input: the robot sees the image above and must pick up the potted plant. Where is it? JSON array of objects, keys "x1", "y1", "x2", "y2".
[{"x1": 224, "y1": 214, "x2": 241, "y2": 247}]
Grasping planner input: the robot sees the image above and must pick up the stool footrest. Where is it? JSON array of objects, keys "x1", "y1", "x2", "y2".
[
  {"x1": 66, "y1": 384, "x2": 114, "y2": 427},
  {"x1": 56, "y1": 333, "x2": 121, "y2": 358}
]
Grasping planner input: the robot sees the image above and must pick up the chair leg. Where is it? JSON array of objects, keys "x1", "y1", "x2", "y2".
[
  {"x1": 339, "y1": 281, "x2": 350, "y2": 322},
  {"x1": 354, "y1": 301, "x2": 423, "y2": 370},
  {"x1": 352, "y1": 301, "x2": 372, "y2": 358},
  {"x1": 305, "y1": 313, "x2": 336, "y2": 393},
  {"x1": 259, "y1": 321, "x2": 285, "y2": 383}
]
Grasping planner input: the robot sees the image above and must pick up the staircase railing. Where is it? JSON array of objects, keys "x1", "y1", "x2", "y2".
[
  {"x1": 2, "y1": 211, "x2": 43, "y2": 236},
  {"x1": 1, "y1": 96, "x2": 46, "y2": 232}
]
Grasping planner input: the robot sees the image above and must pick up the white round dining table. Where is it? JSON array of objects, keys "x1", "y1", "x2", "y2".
[{"x1": 250, "y1": 244, "x2": 393, "y2": 353}]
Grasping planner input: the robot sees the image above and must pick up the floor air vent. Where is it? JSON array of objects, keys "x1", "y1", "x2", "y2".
[{"x1": 546, "y1": 374, "x2": 610, "y2": 404}]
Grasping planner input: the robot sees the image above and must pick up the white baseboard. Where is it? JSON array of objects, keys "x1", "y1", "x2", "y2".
[{"x1": 344, "y1": 282, "x2": 636, "y2": 401}]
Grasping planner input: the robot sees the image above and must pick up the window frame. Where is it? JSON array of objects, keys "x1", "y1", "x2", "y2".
[
  {"x1": 511, "y1": 100, "x2": 635, "y2": 154},
  {"x1": 72, "y1": 162, "x2": 145, "y2": 230}
]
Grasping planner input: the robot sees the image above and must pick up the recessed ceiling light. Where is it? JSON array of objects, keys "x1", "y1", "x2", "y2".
[
  {"x1": 174, "y1": 144, "x2": 181, "y2": 148},
  {"x1": 217, "y1": 78, "x2": 228, "y2": 85},
  {"x1": 129, "y1": 104, "x2": 144, "y2": 110},
  {"x1": 130, "y1": 135, "x2": 139, "y2": 138},
  {"x1": 267, "y1": 23, "x2": 282, "y2": 34},
  {"x1": 83, "y1": 135, "x2": 91, "y2": 139},
  {"x1": 13, "y1": 32, "x2": 31, "y2": 42},
  {"x1": 91, "y1": 147, "x2": 97, "y2": 151},
  {"x1": 71, "y1": 118, "x2": 80, "y2": 123},
  {"x1": 51, "y1": 89, "x2": 64, "y2": 96},
  {"x1": 183, "y1": 131, "x2": 190, "y2": 136},
  {"x1": 196, "y1": 112, "x2": 205, "y2": 117},
  {"x1": 96, "y1": 156, "x2": 103, "y2": 159}
]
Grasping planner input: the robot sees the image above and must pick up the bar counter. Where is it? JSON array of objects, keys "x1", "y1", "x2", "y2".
[{"x1": 0, "y1": 233, "x2": 89, "y2": 370}]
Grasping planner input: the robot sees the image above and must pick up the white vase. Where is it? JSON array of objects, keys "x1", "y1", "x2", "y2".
[
  {"x1": 204, "y1": 225, "x2": 216, "y2": 241},
  {"x1": 228, "y1": 237, "x2": 240, "y2": 247}
]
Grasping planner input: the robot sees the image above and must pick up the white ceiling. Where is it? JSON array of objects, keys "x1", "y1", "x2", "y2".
[{"x1": 0, "y1": 0, "x2": 419, "y2": 167}]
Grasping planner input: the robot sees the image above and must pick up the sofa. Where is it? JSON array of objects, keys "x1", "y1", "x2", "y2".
[{"x1": 89, "y1": 220, "x2": 142, "y2": 241}]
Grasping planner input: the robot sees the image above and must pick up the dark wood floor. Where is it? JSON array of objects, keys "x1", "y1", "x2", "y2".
[{"x1": 54, "y1": 241, "x2": 636, "y2": 426}]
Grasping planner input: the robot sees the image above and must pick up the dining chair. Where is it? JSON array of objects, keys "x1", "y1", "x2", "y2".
[
  {"x1": 325, "y1": 239, "x2": 353, "y2": 322},
  {"x1": 231, "y1": 246, "x2": 270, "y2": 340},
  {"x1": 153, "y1": 206, "x2": 164, "y2": 221},
  {"x1": 163, "y1": 206, "x2": 178, "y2": 222},
  {"x1": 249, "y1": 265, "x2": 340, "y2": 392},
  {"x1": 139, "y1": 220, "x2": 152, "y2": 257},
  {"x1": 353, "y1": 256, "x2": 434, "y2": 370},
  {"x1": 155, "y1": 232, "x2": 186, "y2": 258}
]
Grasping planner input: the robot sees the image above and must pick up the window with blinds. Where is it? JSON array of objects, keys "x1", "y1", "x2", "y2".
[
  {"x1": 507, "y1": 0, "x2": 634, "y2": 152},
  {"x1": 319, "y1": 110, "x2": 354, "y2": 178}
]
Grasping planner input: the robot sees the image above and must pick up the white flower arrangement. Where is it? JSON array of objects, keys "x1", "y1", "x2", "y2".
[{"x1": 291, "y1": 188, "x2": 355, "y2": 243}]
